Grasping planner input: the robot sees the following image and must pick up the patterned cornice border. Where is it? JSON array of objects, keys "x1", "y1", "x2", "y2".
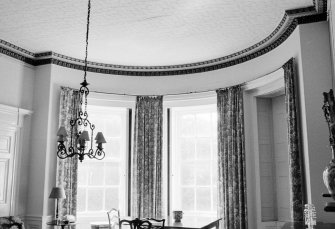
[{"x1": 0, "y1": 0, "x2": 327, "y2": 76}]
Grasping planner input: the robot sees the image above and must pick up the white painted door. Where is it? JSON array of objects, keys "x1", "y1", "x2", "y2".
[{"x1": 0, "y1": 128, "x2": 16, "y2": 216}]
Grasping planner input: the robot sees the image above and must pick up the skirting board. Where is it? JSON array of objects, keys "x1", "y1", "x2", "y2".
[{"x1": 23, "y1": 215, "x2": 53, "y2": 229}]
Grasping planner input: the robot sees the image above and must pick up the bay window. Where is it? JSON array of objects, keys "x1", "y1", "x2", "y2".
[{"x1": 76, "y1": 94, "x2": 218, "y2": 226}]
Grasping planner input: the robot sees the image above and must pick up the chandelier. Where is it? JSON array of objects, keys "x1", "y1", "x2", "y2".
[{"x1": 56, "y1": 0, "x2": 106, "y2": 162}]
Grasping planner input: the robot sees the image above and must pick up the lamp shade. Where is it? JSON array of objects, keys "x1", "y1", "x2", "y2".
[
  {"x1": 49, "y1": 187, "x2": 66, "y2": 199},
  {"x1": 57, "y1": 126, "x2": 68, "y2": 137},
  {"x1": 78, "y1": 130, "x2": 90, "y2": 141},
  {"x1": 95, "y1": 132, "x2": 106, "y2": 143},
  {"x1": 58, "y1": 135, "x2": 68, "y2": 142}
]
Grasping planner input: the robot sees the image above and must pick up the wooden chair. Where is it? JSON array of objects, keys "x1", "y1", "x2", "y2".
[
  {"x1": 119, "y1": 218, "x2": 152, "y2": 229},
  {"x1": 107, "y1": 208, "x2": 120, "y2": 229},
  {"x1": 143, "y1": 218, "x2": 165, "y2": 229}
]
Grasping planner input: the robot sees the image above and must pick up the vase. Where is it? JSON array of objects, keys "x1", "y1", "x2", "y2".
[
  {"x1": 172, "y1": 210, "x2": 183, "y2": 222},
  {"x1": 323, "y1": 147, "x2": 335, "y2": 200}
]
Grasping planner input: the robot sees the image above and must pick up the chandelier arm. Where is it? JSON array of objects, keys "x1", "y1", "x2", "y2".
[
  {"x1": 88, "y1": 148, "x2": 105, "y2": 160},
  {"x1": 57, "y1": 142, "x2": 68, "y2": 159},
  {"x1": 90, "y1": 126, "x2": 94, "y2": 151},
  {"x1": 69, "y1": 120, "x2": 75, "y2": 148}
]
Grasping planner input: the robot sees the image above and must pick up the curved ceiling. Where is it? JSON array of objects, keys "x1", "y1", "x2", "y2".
[{"x1": 0, "y1": 0, "x2": 317, "y2": 67}]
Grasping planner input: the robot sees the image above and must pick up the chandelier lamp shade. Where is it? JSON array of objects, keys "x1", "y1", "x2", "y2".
[{"x1": 56, "y1": 0, "x2": 107, "y2": 162}]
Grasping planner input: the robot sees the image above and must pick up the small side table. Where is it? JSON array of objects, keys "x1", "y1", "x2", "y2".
[{"x1": 47, "y1": 220, "x2": 76, "y2": 229}]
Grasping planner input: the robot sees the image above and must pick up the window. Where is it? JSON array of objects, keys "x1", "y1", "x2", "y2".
[
  {"x1": 77, "y1": 105, "x2": 129, "y2": 217},
  {"x1": 170, "y1": 105, "x2": 218, "y2": 221}
]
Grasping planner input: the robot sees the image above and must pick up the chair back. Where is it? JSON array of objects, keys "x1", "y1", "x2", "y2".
[
  {"x1": 120, "y1": 218, "x2": 152, "y2": 229},
  {"x1": 143, "y1": 218, "x2": 165, "y2": 229},
  {"x1": 107, "y1": 208, "x2": 120, "y2": 229}
]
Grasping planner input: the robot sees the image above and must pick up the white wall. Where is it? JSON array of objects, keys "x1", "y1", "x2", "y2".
[
  {"x1": 298, "y1": 22, "x2": 334, "y2": 223},
  {"x1": 25, "y1": 64, "x2": 53, "y2": 228},
  {"x1": 0, "y1": 54, "x2": 35, "y2": 110}
]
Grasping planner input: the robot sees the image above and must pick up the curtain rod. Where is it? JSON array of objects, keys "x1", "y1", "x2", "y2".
[{"x1": 91, "y1": 66, "x2": 284, "y2": 97}]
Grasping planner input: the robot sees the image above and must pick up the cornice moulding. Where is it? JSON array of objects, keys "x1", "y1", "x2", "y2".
[{"x1": 0, "y1": 0, "x2": 327, "y2": 76}]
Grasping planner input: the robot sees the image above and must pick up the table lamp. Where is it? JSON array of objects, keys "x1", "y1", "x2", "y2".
[{"x1": 49, "y1": 187, "x2": 66, "y2": 223}]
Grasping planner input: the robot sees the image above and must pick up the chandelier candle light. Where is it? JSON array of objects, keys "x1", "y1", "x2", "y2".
[{"x1": 56, "y1": 0, "x2": 106, "y2": 162}]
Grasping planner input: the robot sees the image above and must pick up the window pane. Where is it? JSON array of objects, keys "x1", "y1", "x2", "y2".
[
  {"x1": 78, "y1": 164, "x2": 88, "y2": 185},
  {"x1": 212, "y1": 187, "x2": 217, "y2": 211},
  {"x1": 179, "y1": 138, "x2": 195, "y2": 159},
  {"x1": 77, "y1": 187, "x2": 86, "y2": 212},
  {"x1": 104, "y1": 138, "x2": 121, "y2": 159},
  {"x1": 181, "y1": 188, "x2": 195, "y2": 211},
  {"x1": 180, "y1": 115, "x2": 195, "y2": 137},
  {"x1": 87, "y1": 188, "x2": 103, "y2": 211},
  {"x1": 196, "y1": 187, "x2": 211, "y2": 211},
  {"x1": 105, "y1": 116, "x2": 122, "y2": 137},
  {"x1": 105, "y1": 162, "x2": 120, "y2": 185},
  {"x1": 88, "y1": 162, "x2": 104, "y2": 186},
  {"x1": 181, "y1": 162, "x2": 195, "y2": 185},
  {"x1": 196, "y1": 113, "x2": 211, "y2": 136},
  {"x1": 196, "y1": 162, "x2": 211, "y2": 186},
  {"x1": 196, "y1": 138, "x2": 211, "y2": 159},
  {"x1": 105, "y1": 188, "x2": 119, "y2": 211}
]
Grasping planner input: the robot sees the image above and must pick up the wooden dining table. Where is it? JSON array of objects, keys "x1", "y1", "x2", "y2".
[
  {"x1": 91, "y1": 216, "x2": 221, "y2": 229},
  {"x1": 163, "y1": 217, "x2": 221, "y2": 229}
]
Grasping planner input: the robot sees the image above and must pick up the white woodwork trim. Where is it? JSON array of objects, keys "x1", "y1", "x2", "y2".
[
  {"x1": 12, "y1": 110, "x2": 32, "y2": 216},
  {"x1": 243, "y1": 68, "x2": 284, "y2": 91},
  {"x1": 88, "y1": 92, "x2": 136, "y2": 108},
  {"x1": 243, "y1": 69, "x2": 285, "y2": 229},
  {"x1": 0, "y1": 104, "x2": 33, "y2": 127},
  {"x1": 24, "y1": 215, "x2": 43, "y2": 229},
  {"x1": 164, "y1": 91, "x2": 216, "y2": 107},
  {"x1": 23, "y1": 215, "x2": 53, "y2": 229},
  {"x1": 0, "y1": 103, "x2": 32, "y2": 216}
]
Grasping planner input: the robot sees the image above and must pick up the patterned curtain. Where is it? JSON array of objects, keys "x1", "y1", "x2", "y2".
[
  {"x1": 217, "y1": 85, "x2": 247, "y2": 229},
  {"x1": 283, "y1": 58, "x2": 305, "y2": 222},
  {"x1": 56, "y1": 87, "x2": 80, "y2": 220},
  {"x1": 132, "y1": 96, "x2": 163, "y2": 219}
]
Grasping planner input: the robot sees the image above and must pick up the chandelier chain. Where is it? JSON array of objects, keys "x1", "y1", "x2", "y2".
[{"x1": 84, "y1": 0, "x2": 91, "y2": 82}]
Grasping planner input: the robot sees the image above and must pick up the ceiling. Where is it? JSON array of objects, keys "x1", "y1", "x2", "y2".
[{"x1": 0, "y1": 0, "x2": 315, "y2": 67}]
